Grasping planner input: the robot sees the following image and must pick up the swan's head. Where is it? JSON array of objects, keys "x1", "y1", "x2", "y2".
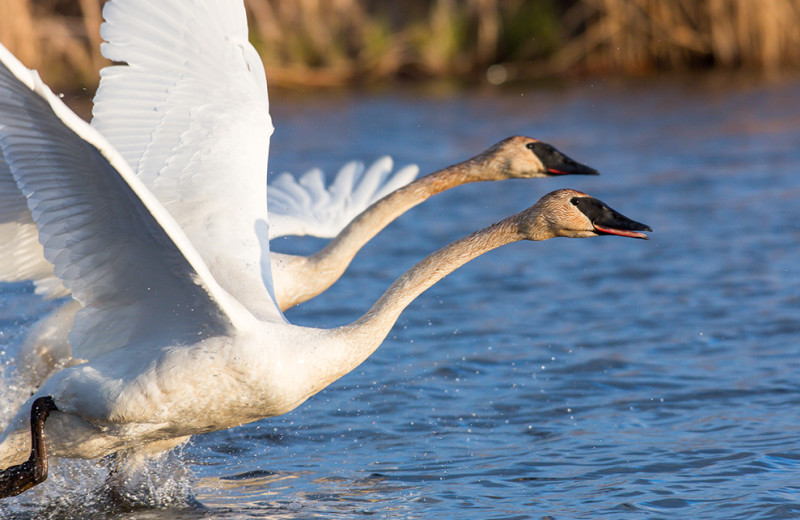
[
  {"x1": 519, "y1": 189, "x2": 651, "y2": 240},
  {"x1": 483, "y1": 136, "x2": 599, "y2": 180}
]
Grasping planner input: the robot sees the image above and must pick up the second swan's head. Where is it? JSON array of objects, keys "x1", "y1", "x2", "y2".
[
  {"x1": 517, "y1": 189, "x2": 652, "y2": 240},
  {"x1": 477, "y1": 136, "x2": 599, "y2": 180}
]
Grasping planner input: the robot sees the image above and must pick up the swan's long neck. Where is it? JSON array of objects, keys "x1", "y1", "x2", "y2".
[
  {"x1": 293, "y1": 207, "x2": 553, "y2": 398},
  {"x1": 350, "y1": 218, "x2": 520, "y2": 334},
  {"x1": 272, "y1": 157, "x2": 495, "y2": 310}
]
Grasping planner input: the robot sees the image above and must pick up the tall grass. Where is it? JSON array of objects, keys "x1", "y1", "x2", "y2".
[
  {"x1": 554, "y1": 0, "x2": 800, "y2": 75},
  {"x1": 0, "y1": 0, "x2": 561, "y2": 90},
  {"x1": 246, "y1": 0, "x2": 562, "y2": 86},
  {"x1": 1, "y1": 0, "x2": 798, "y2": 93},
  {"x1": 1, "y1": 0, "x2": 105, "y2": 90}
]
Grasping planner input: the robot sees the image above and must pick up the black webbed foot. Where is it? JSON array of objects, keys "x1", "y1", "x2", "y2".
[{"x1": 0, "y1": 396, "x2": 58, "y2": 498}]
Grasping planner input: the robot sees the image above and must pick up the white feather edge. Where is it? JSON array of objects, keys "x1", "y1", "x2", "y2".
[
  {"x1": 268, "y1": 158, "x2": 419, "y2": 239},
  {"x1": 0, "y1": 43, "x2": 255, "y2": 332}
]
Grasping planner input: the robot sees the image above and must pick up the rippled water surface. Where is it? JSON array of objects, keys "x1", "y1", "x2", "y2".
[{"x1": 2, "y1": 75, "x2": 800, "y2": 519}]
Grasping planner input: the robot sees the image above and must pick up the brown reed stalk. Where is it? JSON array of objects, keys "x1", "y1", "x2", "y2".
[
  {"x1": 553, "y1": 0, "x2": 800, "y2": 75},
  {"x1": 2, "y1": 0, "x2": 799, "y2": 93},
  {"x1": 0, "y1": 0, "x2": 107, "y2": 91},
  {"x1": 0, "y1": 0, "x2": 38, "y2": 68}
]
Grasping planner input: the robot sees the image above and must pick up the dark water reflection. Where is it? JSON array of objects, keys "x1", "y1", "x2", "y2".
[{"x1": 2, "y1": 75, "x2": 800, "y2": 518}]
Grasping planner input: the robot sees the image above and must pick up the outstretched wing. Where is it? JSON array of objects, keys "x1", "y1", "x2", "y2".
[
  {"x1": 268, "y1": 157, "x2": 419, "y2": 239},
  {"x1": 0, "y1": 43, "x2": 257, "y2": 360},
  {"x1": 0, "y1": 149, "x2": 67, "y2": 298},
  {"x1": 92, "y1": 0, "x2": 280, "y2": 320}
]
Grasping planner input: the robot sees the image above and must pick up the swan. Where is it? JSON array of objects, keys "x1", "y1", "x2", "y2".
[
  {"x1": 9, "y1": 133, "x2": 597, "y2": 387},
  {"x1": 1, "y1": 0, "x2": 598, "y2": 389},
  {"x1": 0, "y1": 38, "x2": 650, "y2": 497}
]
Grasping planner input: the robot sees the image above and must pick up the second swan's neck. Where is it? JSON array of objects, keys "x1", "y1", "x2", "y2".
[{"x1": 272, "y1": 158, "x2": 489, "y2": 309}]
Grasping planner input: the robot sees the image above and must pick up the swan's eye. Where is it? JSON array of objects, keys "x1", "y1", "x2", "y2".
[{"x1": 527, "y1": 142, "x2": 555, "y2": 157}]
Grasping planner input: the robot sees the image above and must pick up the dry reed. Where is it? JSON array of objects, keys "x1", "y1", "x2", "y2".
[
  {"x1": 552, "y1": 0, "x2": 800, "y2": 75},
  {"x1": 0, "y1": 0, "x2": 560, "y2": 89},
  {"x1": 0, "y1": 0, "x2": 798, "y2": 93}
]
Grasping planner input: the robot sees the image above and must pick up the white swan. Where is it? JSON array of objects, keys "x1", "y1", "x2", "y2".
[
  {"x1": 0, "y1": 38, "x2": 650, "y2": 496},
  {"x1": 5, "y1": 135, "x2": 599, "y2": 387},
  {"x1": 2, "y1": 0, "x2": 599, "y2": 389},
  {"x1": 10, "y1": 137, "x2": 599, "y2": 390}
]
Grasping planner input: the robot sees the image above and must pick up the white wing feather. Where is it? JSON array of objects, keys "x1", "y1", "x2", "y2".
[
  {"x1": 96, "y1": 0, "x2": 418, "y2": 244},
  {"x1": 0, "y1": 148, "x2": 68, "y2": 298},
  {"x1": 268, "y1": 158, "x2": 419, "y2": 239},
  {"x1": 0, "y1": 43, "x2": 256, "y2": 359},
  {"x1": 92, "y1": 0, "x2": 281, "y2": 320}
]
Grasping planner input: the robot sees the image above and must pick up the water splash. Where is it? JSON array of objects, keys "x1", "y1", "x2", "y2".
[{"x1": 0, "y1": 450, "x2": 198, "y2": 519}]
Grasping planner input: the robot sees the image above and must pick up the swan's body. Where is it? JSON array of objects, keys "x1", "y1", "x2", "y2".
[{"x1": 0, "y1": 1, "x2": 652, "y2": 498}]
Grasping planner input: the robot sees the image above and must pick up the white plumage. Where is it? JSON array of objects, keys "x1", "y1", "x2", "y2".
[
  {"x1": 93, "y1": 0, "x2": 418, "y2": 243},
  {"x1": 0, "y1": 0, "x2": 649, "y2": 499}
]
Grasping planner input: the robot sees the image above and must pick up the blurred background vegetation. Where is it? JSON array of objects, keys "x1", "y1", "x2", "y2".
[{"x1": 1, "y1": 0, "x2": 799, "y2": 93}]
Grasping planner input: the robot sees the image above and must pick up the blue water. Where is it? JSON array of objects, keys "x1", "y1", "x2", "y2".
[{"x1": 2, "y1": 75, "x2": 800, "y2": 519}]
